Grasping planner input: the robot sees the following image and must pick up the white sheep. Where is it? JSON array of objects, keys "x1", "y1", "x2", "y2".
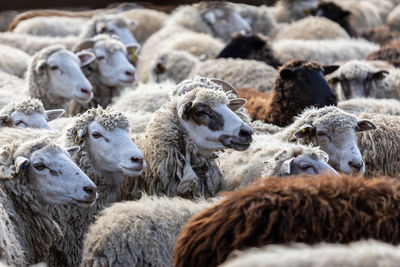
[
  {"x1": 46, "y1": 106, "x2": 145, "y2": 267},
  {"x1": 221, "y1": 240, "x2": 400, "y2": 267},
  {"x1": 275, "y1": 106, "x2": 377, "y2": 174},
  {"x1": 338, "y1": 98, "x2": 400, "y2": 115},
  {"x1": 149, "y1": 50, "x2": 278, "y2": 92},
  {"x1": 269, "y1": 0, "x2": 318, "y2": 22},
  {"x1": 120, "y1": 85, "x2": 252, "y2": 200},
  {"x1": 0, "y1": 97, "x2": 64, "y2": 129},
  {"x1": 272, "y1": 38, "x2": 379, "y2": 65},
  {"x1": 326, "y1": 60, "x2": 400, "y2": 100},
  {"x1": 0, "y1": 44, "x2": 30, "y2": 78},
  {"x1": 273, "y1": 16, "x2": 350, "y2": 41},
  {"x1": 81, "y1": 195, "x2": 214, "y2": 267},
  {"x1": 219, "y1": 134, "x2": 338, "y2": 191},
  {"x1": 67, "y1": 35, "x2": 137, "y2": 116},
  {"x1": 0, "y1": 137, "x2": 96, "y2": 265}
]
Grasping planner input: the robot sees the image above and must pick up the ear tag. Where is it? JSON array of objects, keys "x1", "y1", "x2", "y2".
[
  {"x1": 15, "y1": 162, "x2": 27, "y2": 176},
  {"x1": 304, "y1": 9, "x2": 312, "y2": 15},
  {"x1": 131, "y1": 47, "x2": 136, "y2": 60},
  {"x1": 301, "y1": 129, "x2": 306, "y2": 133},
  {"x1": 75, "y1": 133, "x2": 82, "y2": 145}
]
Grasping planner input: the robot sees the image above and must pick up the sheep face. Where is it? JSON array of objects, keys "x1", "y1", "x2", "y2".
[
  {"x1": 278, "y1": 152, "x2": 338, "y2": 176},
  {"x1": 43, "y1": 50, "x2": 94, "y2": 104},
  {"x1": 86, "y1": 120, "x2": 145, "y2": 177},
  {"x1": 96, "y1": 17, "x2": 141, "y2": 49},
  {"x1": 329, "y1": 71, "x2": 389, "y2": 100},
  {"x1": 93, "y1": 41, "x2": 137, "y2": 87},
  {"x1": 178, "y1": 99, "x2": 252, "y2": 152},
  {"x1": 22, "y1": 145, "x2": 97, "y2": 207},
  {"x1": 202, "y1": 8, "x2": 251, "y2": 41},
  {"x1": 294, "y1": 118, "x2": 377, "y2": 174},
  {"x1": 0, "y1": 109, "x2": 64, "y2": 129}
]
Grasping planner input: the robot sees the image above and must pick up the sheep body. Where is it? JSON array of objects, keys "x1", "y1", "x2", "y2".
[
  {"x1": 0, "y1": 44, "x2": 30, "y2": 78},
  {"x1": 338, "y1": 98, "x2": 400, "y2": 115},
  {"x1": 81, "y1": 196, "x2": 212, "y2": 267},
  {"x1": 386, "y1": 3, "x2": 400, "y2": 31},
  {"x1": 273, "y1": 38, "x2": 379, "y2": 65}
]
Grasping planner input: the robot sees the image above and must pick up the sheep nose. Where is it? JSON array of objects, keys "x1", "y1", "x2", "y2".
[
  {"x1": 349, "y1": 160, "x2": 363, "y2": 173},
  {"x1": 83, "y1": 185, "x2": 97, "y2": 195},
  {"x1": 81, "y1": 88, "x2": 92, "y2": 95},
  {"x1": 131, "y1": 156, "x2": 143, "y2": 166},
  {"x1": 239, "y1": 126, "x2": 252, "y2": 138},
  {"x1": 125, "y1": 70, "x2": 135, "y2": 77}
]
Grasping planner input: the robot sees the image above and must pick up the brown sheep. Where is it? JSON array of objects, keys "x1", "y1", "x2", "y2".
[
  {"x1": 236, "y1": 60, "x2": 338, "y2": 127},
  {"x1": 361, "y1": 25, "x2": 400, "y2": 46},
  {"x1": 366, "y1": 40, "x2": 400, "y2": 68},
  {"x1": 174, "y1": 174, "x2": 400, "y2": 267}
]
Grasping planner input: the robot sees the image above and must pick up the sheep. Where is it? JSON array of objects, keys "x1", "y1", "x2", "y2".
[
  {"x1": 219, "y1": 134, "x2": 338, "y2": 191},
  {"x1": 268, "y1": 0, "x2": 318, "y2": 23},
  {"x1": 67, "y1": 35, "x2": 137, "y2": 116},
  {"x1": 26, "y1": 45, "x2": 95, "y2": 110},
  {"x1": 326, "y1": 60, "x2": 400, "y2": 100},
  {"x1": 216, "y1": 32, "x2": 282, "y2": 69},
  {"x1": 149, "y1": 50, "x2": 278, "y2": 92},
  {"x1": 0, "y1": 97, "x2": 64, "y2": 129},
  {"x1": 361, "y1": 25, "x2": 400, "y2": 46},
  {"x1": 0, "y1": 14, "x2": 140, "y2": 55},
  {"x1": 0, "y1": 137, "x2": 97, "y2": 265},
  {"x1": 0, "y1": 71, "x2": 28, "y2": 108},
  {"x1": 81, "y1": 195, "x2": 214, "y2": 267},
  {"x1": 120, "y1": 85, "x2": 252, "y2": 200},
  {"x1": 338, "y1": 98, "x2": 400, "y2": 115},
  {"x1": 274, "y1": 16, "x2": 350, "y2": 41},
  {"x1": 221, "y1": 240, "x2": 400, "y2": 267},
  {"x1": 46, "y1": 106, "x2": 145, "y2": 267},
  {"x1": 273, "y1": 38, "x2": 379, "y2": 65},
  {"x1": 275, "y1": 106, "x2": 377, "y2": 174},
  {"x1": 387, "y1": 3, "x2": 400, "y2": 31},
  {"x1": 0, "y1": 44, "x2": 30, "y2": 78},
  {"x1": 366, "y1": 40, "x2": 400, "y2": 68},
  {"x1": 236, "y1": 60, "x2": 338, "y2": 127},
  {"x1": 173, "y1": 174, "x2": 400, "y2": 267}
]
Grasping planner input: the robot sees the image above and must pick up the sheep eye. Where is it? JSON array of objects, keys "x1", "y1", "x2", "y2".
[
  {"x1": 97, "y1": 56, "x2": 105, "y2": 60},
  {"x1": 300, "y1": 164, "x2": 312, "y2": 170},
  {"x1": 33, "y1": 163, "x2": 46, "y2": 170},
  {"x1": 92, "y1": 132, "x2": 102, "y2": 139},
  {"x1": 50, "y1": 66, "x2": 58, "y2": 71}
]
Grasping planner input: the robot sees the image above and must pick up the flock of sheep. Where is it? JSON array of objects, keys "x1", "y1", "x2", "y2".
[{"x1": 1, "y1": 0, "x2": 400, "y2": 266}]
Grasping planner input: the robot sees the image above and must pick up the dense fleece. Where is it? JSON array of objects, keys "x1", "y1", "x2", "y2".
[
  {"x1": 0, "y1": 44, "x2": 30, "y2": 78},
  {"x1": 357, "y1": 113, "x2": 400, "y2": 177},
  {"x1": 361, "y1": 25, "x2": 400, "y2": 46},
  {"x1": 221, "y1": 240, "x2": 400, "y2": 267},
  {"x1": 121, "y1": 88, "x2": 229, "y2": 200},
  {"x1": 81, "y1": 196, "x2": 213, "y2": 267},
  {"x1": 237, "y1": 60, "x2": 335, "y2": 127},
  {"x1": 0, "y1": 97, "x2": 44, "y2": 118},
  {"x1": 47, "y1": 107, "x2": 130, "y2": 267},
  {"x1": 338, "y1": 98, "x2": 400, "y2": 115},
  {"x1": 174, "y1": 174, "x2": 400, "y2": 267},
  {"x1": 366, "y1": 40, "x2": 400, "y2": 68}
]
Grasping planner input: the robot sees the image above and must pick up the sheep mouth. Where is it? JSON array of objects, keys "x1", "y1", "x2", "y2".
[
  {"x1": 119, "y1": 78, "x2": 136, "y2": 84},
  {"x1": 122, "y1": 166, "x2": 144, "y2": 176},
  {"x1": 218, "y1": 135, "x2": 252, "y2": 151},
  {"x1": 73, "y1": 94, "x2": 93, "y2": 104},
  {"x1": 72, "y1": 198, "x2": 96, "y2": 207}
]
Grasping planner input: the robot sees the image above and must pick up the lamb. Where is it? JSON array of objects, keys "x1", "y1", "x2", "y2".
[
  {"x1": 219, "y1": 134, "x2": 338, "y2": 191},
  {"x1": 216, "y1": 32, "x2": 282, "y2": 69},
  {"x1": 0, "y1": 137, "x2": 97, "y2": 265},
  {"x1": 81, "y1": 195, "x2": 214, "y2": 267},
  {"x1": 0, "y1": 14, "x2": 140, "y2": 55},
  {"x1": 326, "y1": 60, "x2": 400, "y2": 100},
  {"x1": 268, "y1": 0, "x2": 318, "y2": 23},
  {"x1": 174, "y1": 174, "x2": 400, "y2": 267},
  {"x1": 221, "y1": 240, "x2": 400, "y2": 267},
  {"x1": 236, "y1": 60, "x2": 338, "y2": 126},
  {"x1": 67, "y1": 35, "x2": 137, "y2": 116},
  {"x1": 273, "y1": 38, "x2": 379, "y2": 65},
  {"x1": 47, "y1": 106, "x2": 145, "y2": 267},
  {"x1": 273, "y1": 16, "x2": 350, "y2": 41},
  {"x1": 149, "y1": 50, "x2": 278, "y2": 92},
  {"x1": 0, "y1": 97, "x2": 64, "y2": 129},
  {"x1": 275, "y1": 106, "x2": 377, "y2": 174},
  {"x1": 366, "y1": 40, "x2": 400, "y2": 68},
  {"x1": 0, "y1": 44, "x2": 30, "y2": 78},
  {"x1": 338, "y1": 98, "x2": 400, "y2": 115},
  {"x1": 120, "y1": 86, "x2": 252, "y2": 200}
]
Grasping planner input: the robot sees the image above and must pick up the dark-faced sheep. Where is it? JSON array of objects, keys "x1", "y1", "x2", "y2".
[
  {"x1": 237, "y1": 60, "x2": 338, "y2": 127},
  {"x1": 174, "y1": 174, "x2": 400, "y2": 267}
]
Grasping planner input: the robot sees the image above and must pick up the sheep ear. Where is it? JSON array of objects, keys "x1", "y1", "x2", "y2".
[
  {"x1": 0, "y1": 114, "x2": 10, "y2": 126},
  {"x1": 371, "y1": 70, "x2": 389, "y2": 81},
  {"x1": 178, "y1": 101, "x2": 193, "y2": 121},
  {"x1": 36, "y1": 60, "x2": 47, "y2": 72},
  {"x1": 356, "y1": 120, "x2": 377, "y2": 132},
  {"x1": 211, "y1": 78, "x2": 239, "y2": 97},
  {"x1": 279, "y1": 157, "x2": 295, "y2": 176},
  {"x1": 323, "y1": 65, "x2": 339, "y2": 75},
  {"x1": 279, "y1": 69, "x2": 294, "y2": 81},
  {"x1": 202, "y1": 10, "x2": 217, "y2": 24},
  {"x1": 228, "y1": 98, "x2": 247, "y2": 111},
  {"x1": 328, "y1": 77, "x2": 339, "y2": 87},
  {"x1": 15, "y1": 156, "x2": 29, "y2": 176},
  {"x1": 66, "y1": 146, "x2": 80, "y2": 158},
  {"x1": 342, "y1": 10, "x2": 351, "y2": 18},
  {"x1": 45, "y1": 109, "x2": 65, "y2": 122},
  {"x1": 293, "y1": 124, "x2": 314, "y2": 139},
  {"x1": 72, "y1": 40, "x2": 95, "y2": 53},
  {"x1": 127, "y1": 43, "x2": 141, "y2": 60},
  {"x1": 77, "y1": 51, "x2": 95, "y2": 67}
]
